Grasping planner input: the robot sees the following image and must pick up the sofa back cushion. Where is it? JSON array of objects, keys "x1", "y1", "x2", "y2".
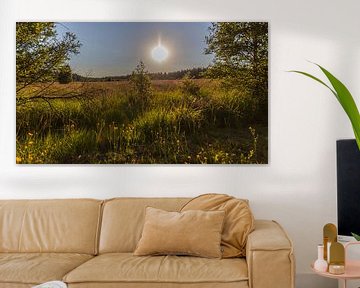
[
  {"x1": 0, "y1": 199, "x2": 102, "y2": 254},
  {"x1": 99, "y1": 198, "x2": 189, "y2": 253},
  {"x1": 181, "y1": 194, "x2": 254, "y2": 258}
]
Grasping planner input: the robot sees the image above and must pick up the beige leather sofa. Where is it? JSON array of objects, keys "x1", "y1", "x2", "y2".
[{"x1": 0, "y1": 198, "x2": 295, "y2": 288}]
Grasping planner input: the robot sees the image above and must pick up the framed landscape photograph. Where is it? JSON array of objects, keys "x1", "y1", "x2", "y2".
[{"x1": 16, "y1": 22, "x2": 268, "y2": 164}]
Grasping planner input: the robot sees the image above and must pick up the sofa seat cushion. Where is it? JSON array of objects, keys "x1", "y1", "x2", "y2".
[
  {"x1": 0, "y1": 284, "x2": 33, "y2": 288},
  {"x1": 64, "y1": 253, "x2": 248, "y2": 285},
  {"x1": 0, "y1": 253, "x2": 93, "y2": 285},
  {"x1": 67, "y1": 283, "x2": 249, "y2": 288}
]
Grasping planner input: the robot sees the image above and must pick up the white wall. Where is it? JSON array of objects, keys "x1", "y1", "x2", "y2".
[{"x1": 1, "y1": 0, "x2": 359, "y2": 287}]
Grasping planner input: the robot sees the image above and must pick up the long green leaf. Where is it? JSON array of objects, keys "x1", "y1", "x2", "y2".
[
  {"x1": 351, "y1": 232, "x2": 360, "y2": 241},
  {"x1": 290, "y1": 64, "x2": 360, "y2": 150},
  {"x1": 353, "y1": 127, "x2": 360, "y2": 150},
  {"x1": 316, "y1": 64, "x2": 360, "y2": 150},
  {"x1": 289, "y1": 70, "x2": 337, "y2": 98}
]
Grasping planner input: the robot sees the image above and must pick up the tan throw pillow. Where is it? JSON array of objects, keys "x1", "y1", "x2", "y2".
[
  {"x1": 134, "y1": 207, "x2": 225, "y2": 258},
  {"x1": 181, "y1": 193, "x2": 254, "y2": 258}
]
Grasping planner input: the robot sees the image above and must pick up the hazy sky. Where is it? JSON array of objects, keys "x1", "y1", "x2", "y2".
[{"x1": 57, "y1": 22, "x2": 214, "y2": 77}]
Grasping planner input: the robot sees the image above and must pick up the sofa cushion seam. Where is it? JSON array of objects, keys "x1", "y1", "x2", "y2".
[{"x1": 62, "y1": 256, "x2": 95, "y2": 282}]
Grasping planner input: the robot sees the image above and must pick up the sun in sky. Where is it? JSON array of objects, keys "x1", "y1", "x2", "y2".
[
  {"x1": 151, "y1": 38, "x2": 169, "y2": 63},
  {"x1": 57, "y1": 22, "x2": 213, "y2": 76}
]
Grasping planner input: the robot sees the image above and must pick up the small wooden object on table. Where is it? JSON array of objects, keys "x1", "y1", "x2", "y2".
[{"x1": 311, "y1": 242, "x2": 360, "y2": 288}]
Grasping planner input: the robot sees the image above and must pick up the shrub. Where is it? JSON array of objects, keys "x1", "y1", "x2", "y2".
[
  {"x1": 129, "y1": 61, "x2": 152, "y2": 112},
  {"x1": 58, "y1": 65, "x2": 73, "y2": 84},
  {"x1": 180, "y1": 73, "x2": 201, "y2": 96}
]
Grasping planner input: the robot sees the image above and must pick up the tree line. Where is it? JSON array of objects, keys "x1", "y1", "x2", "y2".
[{"x1": 72, "y1": 67, "x2": 207, "y2": 82}]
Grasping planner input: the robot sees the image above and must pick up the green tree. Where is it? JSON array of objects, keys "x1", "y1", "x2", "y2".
[
  {"x1": 130, "y1": 61, "x2": 152, "y2": 96},
  {"x1": 129, "y1": 61, "x2": 152, "y2": 111},
  {"x1": 16, "y1": 22, "x2": 81, "y2": 101},
  {"x1": 205, "y1": 22, "x2": 268, "y2": 118},
  {"x1": 58, "y1": 64, "x2": 72, "y2": 84}
]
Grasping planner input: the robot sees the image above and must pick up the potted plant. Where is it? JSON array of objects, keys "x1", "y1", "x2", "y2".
[{"x1": 291, "y1": 63, "x2": 360, "y2": 240}]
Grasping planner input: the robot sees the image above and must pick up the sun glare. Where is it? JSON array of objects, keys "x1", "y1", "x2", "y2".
[{"x1": 151, "y1": 39, "x2": 169, "y2": 63}]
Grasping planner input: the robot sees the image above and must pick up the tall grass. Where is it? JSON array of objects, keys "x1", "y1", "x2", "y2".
[{"x1": 16, "y1": 79, "x2": 267, "y2": 164}]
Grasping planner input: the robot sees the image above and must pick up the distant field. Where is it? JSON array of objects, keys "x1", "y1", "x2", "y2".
[
  {"x1": 16, "y1": 79, "x2": 267, "y2": 164},
  {"x1": 22, "y1": 79, "x2": 215, "y2": 95}
]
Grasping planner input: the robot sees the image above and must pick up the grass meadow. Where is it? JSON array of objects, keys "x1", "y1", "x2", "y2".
[{"x1": 16, "y1": 79, "x2": 268, "y2": 164}]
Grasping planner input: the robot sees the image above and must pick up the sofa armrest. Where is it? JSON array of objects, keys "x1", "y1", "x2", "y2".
[{"x1": 246, "y1": 220, "x2": 295, "y2": 288}]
